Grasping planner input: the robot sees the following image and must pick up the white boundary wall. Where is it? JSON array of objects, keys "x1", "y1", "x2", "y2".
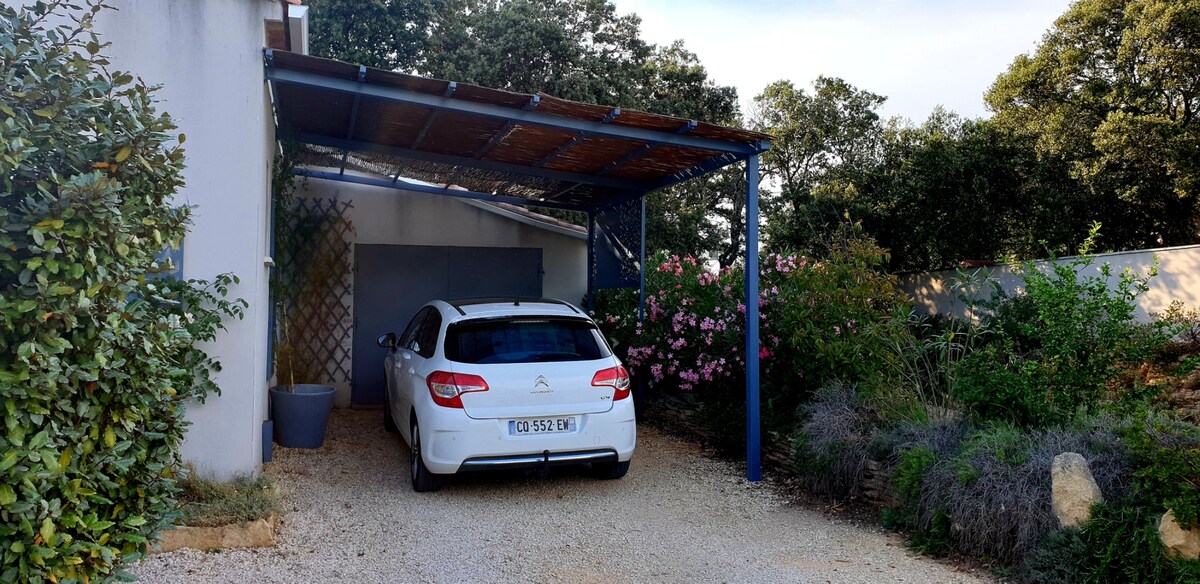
[
  {"x1": 899, "y1": 245, "x2": 1200, "y2": 323},
  {"x1": 94, "y1": 1, "x2": 281, "y2": 479}
]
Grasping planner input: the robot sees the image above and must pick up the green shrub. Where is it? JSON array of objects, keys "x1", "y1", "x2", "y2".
[
  {"x1": 771, "y1": 221, "x2": 911, "y2": 400},
  {"x1": 0, "y1": 3, "x2": 243, "y2": 581},
  {"x1": 885, "y1": 445, "x2": 957, "y2": 554},
  {"x1": 1026, "y1": 503, "x2": 1200, "y2": 584},
  {"x1": 1123, "y1": 414, "x2": 1200, "y2": 529},
  {"x1": 894, "y1": 445, "x2": 938, "y2": 504},
  {"x1": 1024, "y1": 527, "x2": 1089, "y2": 584},
  {"x1": 952, "y1": 225, "x2": 1169, "y2": 426},
  {"x1": 1156, "y1": 300, "x2": 1200, "y2": 346},
  {"x1": 880, "y1": 416, "x2": 1132, "y2": 567}
]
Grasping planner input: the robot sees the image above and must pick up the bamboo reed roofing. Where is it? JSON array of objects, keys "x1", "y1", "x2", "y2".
[{"x1": 265, "y1": 50, "x2": 772, "y2": 210}]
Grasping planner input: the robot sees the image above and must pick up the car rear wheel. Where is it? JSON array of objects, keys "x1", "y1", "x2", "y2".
[
  {"x1": 383, "y1": 380, "x2": 397, "y2": 433},
  {"x1": 410, "y1": 419, "x2": 442, "y2": 492},
  {"x1": 591, "y1": 459, "x2": 630, "y2": 480}
]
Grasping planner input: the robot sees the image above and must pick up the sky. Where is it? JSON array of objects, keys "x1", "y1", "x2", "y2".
[{"x1": 610, "y1": 0, "x2": 1075, "y2": 123}]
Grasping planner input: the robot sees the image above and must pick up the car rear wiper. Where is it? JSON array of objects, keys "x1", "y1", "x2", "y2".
[{"x1": 533, "y1": 352, "x2": 583, "y2": 362}]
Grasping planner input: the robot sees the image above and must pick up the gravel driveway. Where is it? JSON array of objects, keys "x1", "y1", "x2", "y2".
[{"x1": 132, "y1": 410, "x2": 992, "y2": 583}]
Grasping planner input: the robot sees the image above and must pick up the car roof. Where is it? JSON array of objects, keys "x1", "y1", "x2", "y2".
[{"x1": 433, "y1": 297, "x2": 587, "y2": 321}]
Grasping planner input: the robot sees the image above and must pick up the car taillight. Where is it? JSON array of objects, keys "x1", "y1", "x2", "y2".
[
  {"x1": 426, "y1": 371, "x2": 489, "y2": 408},
  {"x1": 592, "y1": 366, "x2": 631, "y2": 401}
]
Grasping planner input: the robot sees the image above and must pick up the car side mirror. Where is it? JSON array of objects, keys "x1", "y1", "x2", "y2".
[{"x1": 377, "y1": 332, "x2": 396, "y2": 348}]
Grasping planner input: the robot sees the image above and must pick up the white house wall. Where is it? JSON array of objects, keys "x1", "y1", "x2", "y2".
[
  {"x1": 93, "y1": 0, "x2": 280, "y2": 479},
  {"x1": 900, "y1": 244, "x2": 1200, "y2": 324}
]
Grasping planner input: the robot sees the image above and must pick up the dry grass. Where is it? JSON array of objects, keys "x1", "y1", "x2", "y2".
[{"x1": 176, "y1": 473, "x2": 280, "y2": 528}]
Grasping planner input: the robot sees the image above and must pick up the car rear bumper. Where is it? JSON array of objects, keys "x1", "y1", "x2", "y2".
[
  {"x1": 420, "y1": 399, "x2": 636, "y2": 474},
  {"x1": 458, "y1": 448, "x2": 618, "y2": 472}
]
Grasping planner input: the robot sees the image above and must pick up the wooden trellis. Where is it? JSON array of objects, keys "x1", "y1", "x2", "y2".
[{"x1": 275, "y1": 197, "x2": 355, "y2": 387}]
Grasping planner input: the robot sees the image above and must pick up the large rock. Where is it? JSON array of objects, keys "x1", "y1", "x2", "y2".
[
  {"x1": 1051, "y1": 452, "x2": 1103, "y2": 528},
  {"x1": 1159, "y1": 509, "x2": 1200, "y2": 559}
]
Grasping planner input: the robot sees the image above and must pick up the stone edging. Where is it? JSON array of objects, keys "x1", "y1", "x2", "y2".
[{"x1": 151, "y1": 515, "x2": 277, "y2": 553}]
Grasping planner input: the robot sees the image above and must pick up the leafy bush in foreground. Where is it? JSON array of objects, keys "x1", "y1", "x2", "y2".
[
  {"x1": 796, "y1": 400, "x2": 1134, "y2": 567},
  {"x1": 1, "y1": 3, "x2": 243, "y2": 581}
]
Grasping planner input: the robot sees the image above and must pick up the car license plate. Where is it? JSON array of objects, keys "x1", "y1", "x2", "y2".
[{"x1": 508, "y1": 417, "x2": 576, "y2": 435}]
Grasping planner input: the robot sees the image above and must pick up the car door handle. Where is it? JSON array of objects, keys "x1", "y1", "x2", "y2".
[{"x1": 407, "y1": 367, "x2": 416, "y2": 375}]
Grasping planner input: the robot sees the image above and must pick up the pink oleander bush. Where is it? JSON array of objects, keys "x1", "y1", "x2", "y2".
[
  {"x1": 596, "y1": 222, "x2": 909, "y2": 449},
  {"x1": 604, "y1": 253, "x2": 783, "y2": 390}
]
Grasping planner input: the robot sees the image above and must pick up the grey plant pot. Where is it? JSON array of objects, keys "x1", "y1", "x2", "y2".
[{"x1": 269, "y1": 384, "x2": 336, "y2": 448}]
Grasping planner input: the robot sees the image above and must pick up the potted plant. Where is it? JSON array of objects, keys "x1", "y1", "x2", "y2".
[
  {"x1": 269, "y1": 305, "x2": 336, "y2": 448},
  {"x1": 267, "y1": 150, "x2": 347, "y2": 448}
]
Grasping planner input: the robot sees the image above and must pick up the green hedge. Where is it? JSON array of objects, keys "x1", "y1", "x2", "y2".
[{"x1": 1, "y1": 3, "x2": 243, "y2": 582}]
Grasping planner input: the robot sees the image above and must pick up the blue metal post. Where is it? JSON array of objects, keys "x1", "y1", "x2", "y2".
[
  {"x1": 639, "y1": 196, "x2": 646, "y2": 321},
  {"x1": 745, "y1": 154, "x2": 761, "y2": 482},
  {"x1": 586, "y1": 212, "x2": 596, "y2": 312},
  {"x1": 636, "y1": 195, "x2": 648, "y2": 419}
]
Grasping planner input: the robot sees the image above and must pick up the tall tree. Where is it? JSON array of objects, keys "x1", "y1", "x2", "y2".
[
  {"x1": 306, "y1": 0, "x2": 447, "y2": 71},
  {"x1": 422, "y1": 0, "x2": 651, "y2": 107},
  {"x1": 750, "y1": 77, "x2": 886, "y2": 253},
  {"x1": 855, "y1": 111, "x2": 1082, "y2": 271},
  {"x1": 986, "y1": 0, "x2": 1200, "y2": 250}
]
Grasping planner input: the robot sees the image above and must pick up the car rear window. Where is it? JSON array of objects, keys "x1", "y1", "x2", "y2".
[{"x1": 445, "y1": 317, "x2": 611, "y2": 364}]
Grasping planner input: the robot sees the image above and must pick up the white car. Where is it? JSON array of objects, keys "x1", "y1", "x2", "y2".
[{"x1": 378, "y1": 298, "x2": 636, "y2": 491}]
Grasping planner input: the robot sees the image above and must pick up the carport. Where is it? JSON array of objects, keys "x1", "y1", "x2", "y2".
[{"x1": 263, "y1": 50, "x2": 772, "y2": 481}]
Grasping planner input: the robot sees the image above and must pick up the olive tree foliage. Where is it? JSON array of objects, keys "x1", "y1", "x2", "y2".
[
  {"x1": 986, "y1": 0, "x2": 1200, "y2": 251},
  {"x1": 0, "y1": 3, "x2": 244, "y2": 582}
]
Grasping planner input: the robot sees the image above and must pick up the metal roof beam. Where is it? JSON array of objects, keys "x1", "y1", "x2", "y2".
[
  {"x1": 534, "y1": 109, "x2": 618, "y2": 168},
  {"x1": 294, "y1": 167, "x2": 592, "y2": 212},
  {"x1": 410, "y1": 82, "x2": 456, "y2": 151},
  {"x1": 596, "y1": 121, "x2": 696, "y2": 177},
  {"x1": 336, "y1": 66, "x2": 368, "y2": 176},
  {"x1": 474, "y1": 122, "x2": 515, "y2": 159},
  {"x1": 278, "y1": 130, "x2": 652, "y2": 193},
  {"x1": 265, "y1": 66, "x2": 764, "y2": 156},
  {"x1": 544, "y1": 182, "x2": 581, "y2": 201},
  {"x1": 597, "y1": 144, "x2": 653, "y2": 177},
  {"x1": 653, "y1": 152, "x2": 743, "y2": 191},
  {"x1": 535, "y1": 132, "x2": 587, "y2": 167},
  {"x1": 552, "y1": 121, "x2": 702, "y2": 200},
  {"x1": 472, "y1": 96, "x2": 538, "y2": 160},
  {"x1": 588, "y1": 152, "x2": 747, "y2": 213}
]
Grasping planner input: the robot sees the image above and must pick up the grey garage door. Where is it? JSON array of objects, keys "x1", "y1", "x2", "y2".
[{"x1": 351, "y1": 244, "x2": 543, "y2": 404}]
